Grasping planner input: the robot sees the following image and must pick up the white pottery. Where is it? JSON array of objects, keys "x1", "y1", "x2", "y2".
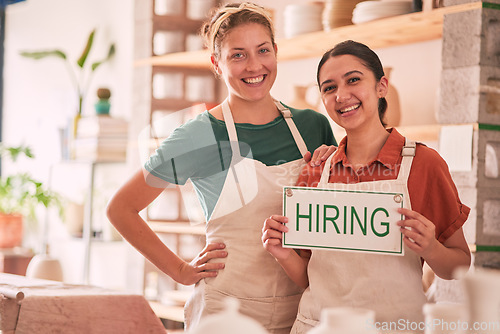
[
  {"x1": 423, "y1": 303, "x2": 467, "y2": 334},
  {"x1": 308, "y1": 307, "x2": 376, "y2": 334},
  {"x1": 26, "y1": 254, "x2": 64, "y2": 281},
  {"x1": 188, "y1": 297, "x2": 269, "y2": 334},
  {"x1": 383, "y1": 67, "x2": 402, "y2": 127},
  {"x1": 462, "y1": 269, "x2": 500, "y2": 334}
]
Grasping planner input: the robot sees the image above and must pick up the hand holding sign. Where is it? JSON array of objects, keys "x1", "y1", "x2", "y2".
[
  {"x1": 262, "y1": 215, "x2": 292, "y2": 261},
  {"x1": 397, "y1": 207, "x2": 438, "y2": 258}
]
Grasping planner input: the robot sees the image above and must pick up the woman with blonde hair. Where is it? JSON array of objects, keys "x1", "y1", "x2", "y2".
[{"x1": 107, "y1": 3, "x2": 336, "y2": 332}]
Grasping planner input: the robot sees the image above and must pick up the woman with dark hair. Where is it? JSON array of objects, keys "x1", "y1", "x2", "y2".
[
  {"x1": 107, "y1": 3, "x2": 336, "y2": 332},
  {"x1": 262, "y1": 40, "x2": 470, "y2": 333}
]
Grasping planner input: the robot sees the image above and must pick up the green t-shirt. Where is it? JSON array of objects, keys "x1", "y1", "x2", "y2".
[{"x1": 145, "y1": 104, "x2": 336, "y2": 220}]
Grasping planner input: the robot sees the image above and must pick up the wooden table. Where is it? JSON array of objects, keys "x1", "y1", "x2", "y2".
[{"x1": 0, "y1": 273, "x2": 167, "y2": 334}]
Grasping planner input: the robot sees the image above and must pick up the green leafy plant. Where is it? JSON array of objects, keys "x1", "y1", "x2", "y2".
[
  {"x1": 0, "y1": 144, "x2": 62, "y2": 221},
  {"x1": 19, "y1": 29, "x2": 115, "y2": 123}
]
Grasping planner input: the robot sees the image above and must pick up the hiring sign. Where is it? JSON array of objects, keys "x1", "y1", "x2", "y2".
[{"x1": 282, "y1": 186, "x2": 404, "y2": 256}]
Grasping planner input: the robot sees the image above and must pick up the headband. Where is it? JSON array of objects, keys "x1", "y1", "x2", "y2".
[{"x1": 209, "y1": 2, "x2": 274, "y2": 53}]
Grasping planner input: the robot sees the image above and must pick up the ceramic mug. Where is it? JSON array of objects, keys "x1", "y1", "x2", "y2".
[{"x1": 423, "y1": 303, "x2": 466, "y2": 334}]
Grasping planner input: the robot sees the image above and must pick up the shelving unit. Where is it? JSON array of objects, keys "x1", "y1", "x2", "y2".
[
  {"x1": 135, "y1": 2, "x2": 482, "y2": 69},
  {"x1": 148, "y1": 0, "x2": 221, "y2": 139},
  {"x1": 146, "y1": 0, "x2": 221, "y2": 227},
  {"x1": 137, "y1": 2, "x2": 484, "y2": 145},
  {"x1": 140, "y1": 3, "x2": 222, "y2": 325}
]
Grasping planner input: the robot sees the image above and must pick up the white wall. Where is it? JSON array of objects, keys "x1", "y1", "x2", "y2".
[
  {"x1": 3, "y1": 0, "x2": 136, "y2": 290},
  {"x1": 4, "y1": 0, "x2": 134, "y2": 176}
]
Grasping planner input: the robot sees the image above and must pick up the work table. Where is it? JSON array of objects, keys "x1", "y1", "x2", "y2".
[{"x1": 0, "y1": 273, "x2": 166, "y2": 334}]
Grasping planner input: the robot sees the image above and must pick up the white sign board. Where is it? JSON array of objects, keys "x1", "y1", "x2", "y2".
[{"x1": 283, "y1": 186, "x2": 404, "y2": 256}]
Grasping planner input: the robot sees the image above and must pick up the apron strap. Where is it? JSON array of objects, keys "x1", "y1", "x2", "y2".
[
  {"x1": 222, "y1": 99, "x2": 308, "y2": 158},
  {"x1": 274, "y1": 101, "x2": 308, "y2": 158},
  {"x1": 318, "y1": 138, "x2": 416, "y2": 187},
  {"x1": 221, "y1": 99, "x2": 241, "y2": 157},
  {"x1": 221, "y1": 99, "x2": 246, "y2": 206},
  {"x1": 397, "y1": 138, "x2": 416, "y2": 182},
  {"x1": 318, "y1": 154, "x2": 334, "y2": 187}
]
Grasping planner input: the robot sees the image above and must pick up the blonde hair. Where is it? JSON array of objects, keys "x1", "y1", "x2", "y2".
[{"x1": 201, "y1": 2, "x2": 275, "y2": 59}]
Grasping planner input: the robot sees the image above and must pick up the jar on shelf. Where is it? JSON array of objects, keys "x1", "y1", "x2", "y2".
[
  {"x1": 383, "y1": 67, "x2": 401, "y2": 128},
  {"x1": 95, "y1": 88, "x2": 111, "y2": 115},
  {"x1": 289, "y1": 84, "x2": 318, "y2": 110}
]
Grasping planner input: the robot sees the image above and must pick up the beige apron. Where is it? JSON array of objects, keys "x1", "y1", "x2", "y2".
[
  {"x1": 292, "y1": 139, "x2": 426, "y2": 334},
  {"x1": 185, "y1": 99, "x2": 308, "y2": 333}
]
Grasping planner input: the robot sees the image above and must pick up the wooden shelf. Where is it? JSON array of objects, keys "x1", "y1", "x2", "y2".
[
  {"x1": 134, "y1": 3, "x2": 481, "y2": 69},
  {"x1": 153, "y1": 15, "x2": 203, "y2": 34},
  {"x1": 397, "y1": 124, "x2": 443, "y2": 143}
]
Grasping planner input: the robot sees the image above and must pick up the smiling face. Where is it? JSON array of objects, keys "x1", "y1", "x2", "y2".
[
  {"x1": 212, "y1": 22, "x2": 277, "y2": 104},
  {"x1": 318, "y1": 54, "x2": 388, "y2": 133}
]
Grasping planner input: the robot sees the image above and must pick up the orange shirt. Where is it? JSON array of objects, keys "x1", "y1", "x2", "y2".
[{"x1": 297, "y1": 128, "x2": 470, "y2": 243}]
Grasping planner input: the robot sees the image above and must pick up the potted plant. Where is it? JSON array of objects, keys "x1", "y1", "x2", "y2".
[
  {"x1": 19, "y1": 29, "x2": 115, "y2": 139},
  {"x1": 0, "y1": 144, "x2": 62, "y2": 248}
]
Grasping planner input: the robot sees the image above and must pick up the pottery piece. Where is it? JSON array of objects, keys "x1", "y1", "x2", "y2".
[
  {"x1": 26, "y1": 254, "x2": 63, "y2": 281},
  {"x1": 308, "y1": 307, "x2": 376, "y2": 334},
  {"x1": 189, "y1": 297, "x2": 268, "y2": 334},
  {"x1": 423, "y1": 303, "x2": 467, "y2": 334},
  {"x1": 290, "y1": 85, "x2": 317, "y2": 110},
  {"x1": 383, "y1": 67, "x2": 402, "y2": 127},
  {"x1": 462, "y1": 269, "x2": 500, "y2": 334}
]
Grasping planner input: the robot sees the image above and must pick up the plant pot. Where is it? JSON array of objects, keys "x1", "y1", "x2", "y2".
[{"x1": 0, "y1": 214, "x2": 23, "y2": 248}]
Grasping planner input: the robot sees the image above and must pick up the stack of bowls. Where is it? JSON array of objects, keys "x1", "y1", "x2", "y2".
[
  {"x1": 323, "y1": 0, "x2": 368, "y2": 30},
  {"x1": 284, "y1": 3, "x2": 323, "y2": 38},
  {"x1": 352, "y1": 0, "x2": 413, "y2": 24}
]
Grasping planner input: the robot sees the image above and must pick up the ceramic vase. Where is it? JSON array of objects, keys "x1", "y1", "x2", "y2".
[
  {"x1": 308, "y1": 307, "x2": 376, "y2": 334},
  {"x1": 423, "y1": 303, "x2": 466, "y2": 334},
  {"x1": 383, "y1": 67, "x2": 402, "y2": 127},
  {"x1": 189, "y1": 297, "x2": 268, "y2": 334},
  {"x1": 463, "y1": 269, "x2": 500, "y2": 334},
  {"x1": 95, "y1": 88, "x2": 111, "y2": 115},
  {"x1": 290, "y1": 85, "x2": 317, "y2": 110}
]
